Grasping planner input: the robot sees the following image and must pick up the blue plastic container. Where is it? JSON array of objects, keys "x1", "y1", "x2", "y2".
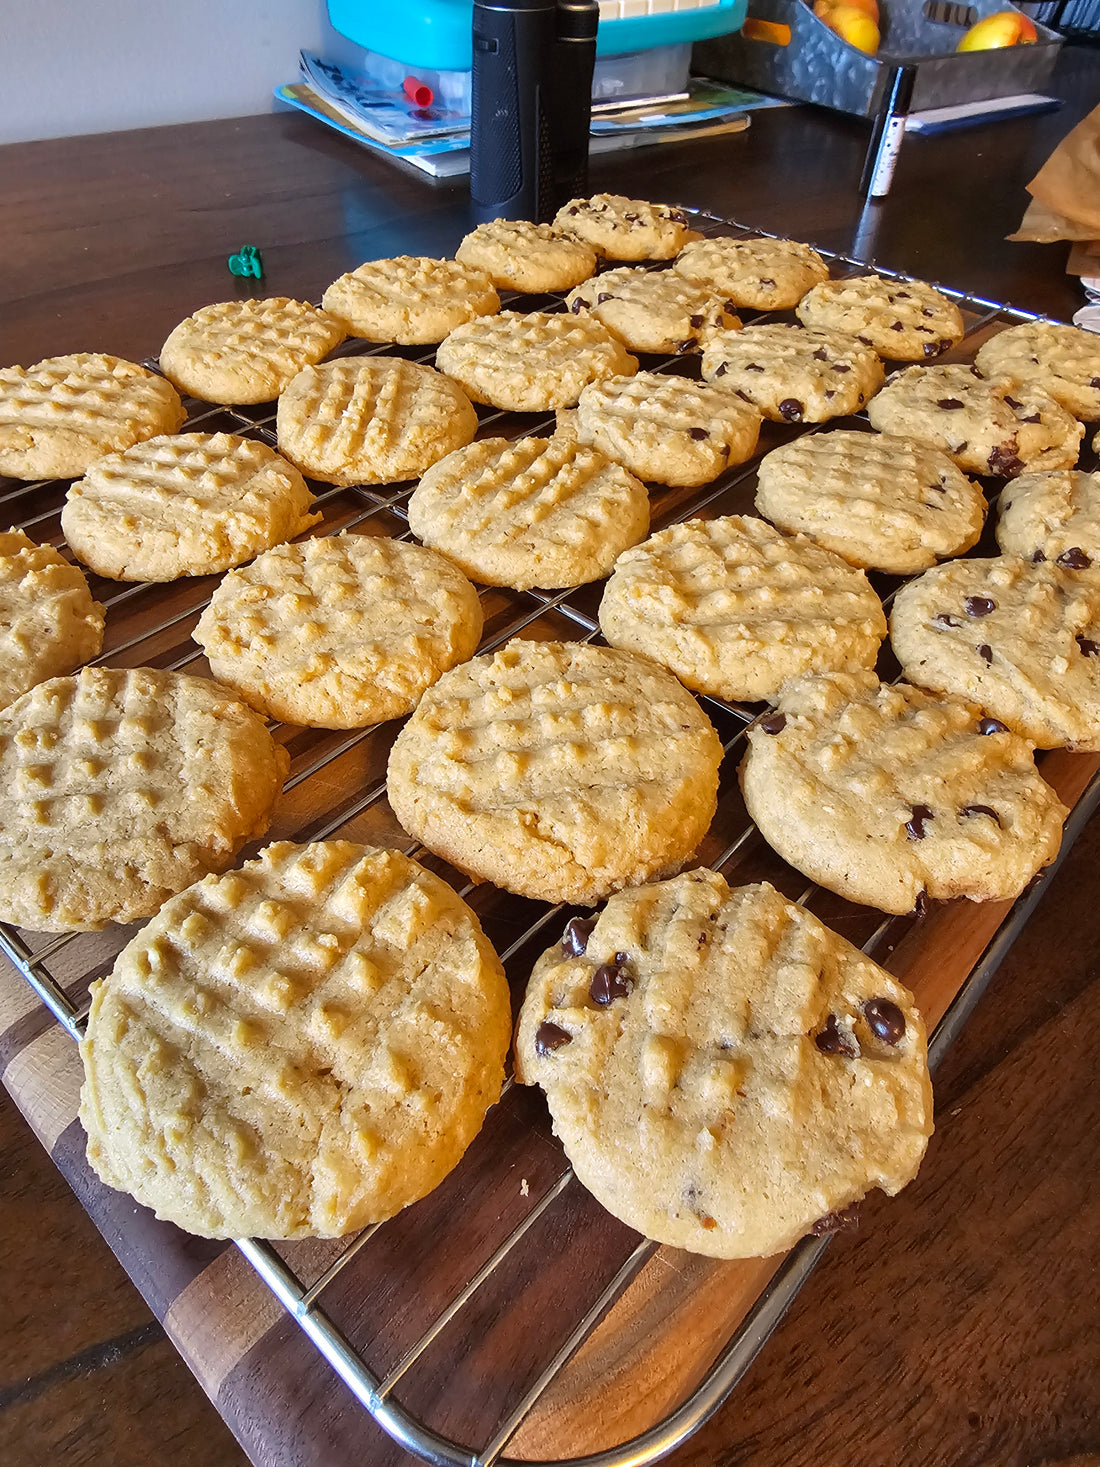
[{"x1": 327, "y1": 0, "x2": 746, "y2": 71}]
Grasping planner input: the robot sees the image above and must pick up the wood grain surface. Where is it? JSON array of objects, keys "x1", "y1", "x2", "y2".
[{"x1": 2, "y1": 44, "x2": 1099, "y2": 1467}]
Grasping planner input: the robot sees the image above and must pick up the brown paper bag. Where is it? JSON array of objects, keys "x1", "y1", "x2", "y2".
[{"x1": 1009, "y1": 102, "x2": 1100, "y2": 252}]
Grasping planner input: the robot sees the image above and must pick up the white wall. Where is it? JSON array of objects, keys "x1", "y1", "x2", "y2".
[{"x1": 3, "y1": 1, "x2": 337, "y2": 144}]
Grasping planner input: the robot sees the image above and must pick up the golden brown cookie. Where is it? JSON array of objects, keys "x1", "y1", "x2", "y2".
[
  {"x1": 62, "y1": 432, "x2": 321, "y2": 582},
  {"x1": 0, "y1": 667, "x2": 288, "y2": 931},
  {"x1": 159, "y1": 299, "x2": 346, "y2": 405},
  {"x1": 599, "y1": 514, "x2": 887, "y2": 702},
  {"x1": 740, "y1": 671, "x2": 1066, "y2": 914},
  {"x1": 515, "y1": 871, "x2": 933, "y2": 1258},
  {"x1": 456, "y1": 219, "x2": 598, "y2": 294},
  {"x1": 387, "y1": 639, "x2": 722, "y2": 905},
  {"x1": 194, "y1": 534, "x2": 483, "y2": 727},
  {"x1": 435, "y1": 311, "x2": 637, "y2": 413},
  {"x1": 0, "y1": 530, "x2": 105, "y2": 711},
  {"x1": 0, "y1": 354, "x2": 185, "y2": 481},
  {"x1": 554, "y1": 195, "x2": 699, "y2": 261},
  {"x1": 276, "y1": 358, "x2": 478, "y2": 486},
  {"x1": 80, "y1": 841, "x2": 511, "y2": 1238},
  {"x1": 407, "y1": 435, "x2": 650, "y2": 590},
  {"x1": 321, "y1": 257, "x2": 500, "y2": 345},
  {"x1": 674, "y1": 236, "x2": 829, "y2": 311}
]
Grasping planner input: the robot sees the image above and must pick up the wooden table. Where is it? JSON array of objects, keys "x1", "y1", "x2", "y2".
[{"x1": 3, "y1": 48, "x2": 1099, "y2": 1467}]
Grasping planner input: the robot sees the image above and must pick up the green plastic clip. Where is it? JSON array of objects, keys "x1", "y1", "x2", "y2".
[{"x1": 228, "y1": 245, "x2": 264, "y2": 280}]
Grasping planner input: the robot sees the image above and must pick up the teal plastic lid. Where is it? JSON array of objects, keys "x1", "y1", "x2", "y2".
[{"x1": 327, "y1": 0, "x2": 746, "y2": 70}]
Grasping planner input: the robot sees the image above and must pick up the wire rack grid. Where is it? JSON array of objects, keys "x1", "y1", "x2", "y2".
[{"x1": 2, "y1": 211, "x2": 1098, "y2": 1467}]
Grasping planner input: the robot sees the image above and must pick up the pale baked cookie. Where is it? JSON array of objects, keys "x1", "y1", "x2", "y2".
[
  {"x1": 673, "y1": 236, "x2": 829, "y2": 311},
  {"x1": 456, "y1": 219, "x2": 597, "y2": 294},
  {"x1": 407, "y1": 435, "x2": 649, "y2": 590},
  {"x1": 194, "y1": 535, "x2": 482, "y2": 728},
  {"x1": 0, "y1": 530, "x2": 105, "y2": 712},
  {"x1": 435, "y1": 311, "x2": 637, "y2": 413},
  {"x1": 599, "y1": 515, "x2": 886, "y2": 702},
  {"x1": 321, "y1": 257, "x2": 500, "y2": 345},
  {"x1": 701, "y1": 324, "x2": 884, "y2": 423},
  {"x1": 564, "y1": 266, "x2": 740, "y2": 356},
  {"x1": 62, "y1": 432, "x2": 321, "y2": 583},
  {"x1": 572, "y1": 372, "x2": 761, "y2": 487},
  {"x1": 554, "y1": 195, "x2": 698, "y2": 261},
  {"x1": 80, "y1": 841, "x2": 511, "y2": 1239},
  {"x1": 387, "y1": 640, "x2": 722, "y2": 906},
  {"x1": 514, "y1": 870, "x2": 933, "y2": 1258},
  {"x1": 0, "y1": 667, "x2": 289, "y2": 932},
  {"x1": 795, "y1": 274, "x2": 965, "y2": 361},
  {"x1": 0, "y1": 354, "x2": 185, "y2": 481},
  {"x1": 975, "y1": 321, "x2": 1100, "y2": 421},
  {"x1": 740, "y1": 671, "x2": 1066, "y2": 915},
  {"x1": 866, "y1": 364, "x2": 1084, "y2": 478},
  {"x1": 890, "y1": 555, "x2": 1100, "y2": 749},
  {"x1": 997, "y1": 469, "x2": 1100, "y2": 565},
  {"x1": 277, "y1": 358, "x2": 478, "y2": 486},
  {"x1": 754, "y1": 430, "x2": 986, "y2": 574},
  {"x1": 159, "y1": 299, "x2": 346, "y2": 406}
]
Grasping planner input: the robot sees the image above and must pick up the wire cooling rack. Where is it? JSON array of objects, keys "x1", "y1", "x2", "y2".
[{"x1": 3, "y1": 212, "x2": 1100, "y2": 1467}]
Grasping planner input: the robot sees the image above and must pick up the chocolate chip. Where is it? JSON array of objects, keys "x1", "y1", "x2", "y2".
[
  {"x1": 890, "y1": 321, "x2": 904, "y2": 331},
  {"x1": 937, "y1": 397, "x2": 964, "y2": 409},
  {"x1": 689, "y1": 314, "x2": 705, "y2": 328},
  {"x1": 832, "y1": 363, "x2": 851, "y2": 373},
  {"x1": 924, "y1": 339, "x2": 951, "y2": 358},
  {"x1": 624, "y1": 212, "x2": 639, "y2": 223},
  {"x1": 978, "y1": 643, "x2": 993, "y2": 664},
  {"x1": 895, "y1": 290, "x2": 911, "y2": 300},
  {"x1": 932, "y1": 612, "x2": 963, "y2": 629},
  {"x1": 669, "y1": 209, "x2": 688, "y2": 225},
  {"x1": 715, "y1": 362, "x2": 728, "y2": 377},
  {"x1": 1032, "y1": 548, "x2": 1046, "y2": 562},
  {"x1": 962, "y1": 803, "x2": 1001, "y2": 826},
  {"x1": 1019, "y1": 412, "x2": 1042, "y2": 424},
  {"x1": 535, "y1": 1022, "x2": 572, "y2": 1055},
  {"x1": 810, "y1": 1202, "x2": 861, "y2": 1236},
  {"x1": 1057, "y1": 547, "x2": 1092, "y2": 569},
  {"x1": 675, "y1": 337, "x2": 697, "y2": 353},
  {"x1": 689, "y1": 426, "x2": 709, "y2": 440},
  {"x1": 814, "y1": 1013, "x2": 858, "y2": 1057},
  {"x1": 988, "y1": 444, "x2": 1025, "y2": 477},
  {"x1": 779, "y1": 398, "x2": 804, "y2": 421},
  {"x1": 905, "y1": 804, "x2": 934, "y2": 840},
  {"x1": 570, "y1": 299, "x2": 584, "y2": 314},
  {"x1": 922, "y1": 307, "x2": 936, "y2": 317},
  {"x1": 956, "y1": 440, "x2": 969, "y2": 453},
  {"x1": 1003, "y1": 394, "x2": 1024, "y2": 410},
  {"x1": 914, "y1": 890, "x2": 930, "y2": 917},
  {"x1": 745, "y1": 362, "x2": 764, "y2": 372},
  {"x1": 863, "y1": 998, "x2": 906, "y2": 1044},
  {"x1": 964, "y1": 596, "x2": 995, "y2": 617},
  {"x1": 597, "y1": 292, "x2": 612, "y2": 304},
  {"x1": 917, "y1": 325, "x2": 933, "y2": 334},
  {"x1": 1077, "y1": 635, "x2": 1100, "y2": 657},
  {"x1": 567, "y1": 205, "x2": 580, "y2": 216},
  {"x1": 760, "y1": 712, "x2": 787, "y2": 734},
  {"x1": 561, "y1": 916, "x2": 596, "y2": 958},
  {"x1": 1091, "y1": 377, "x2": 1100, "y2": 389},
  {"x1": 857, "y1": 335, "x2": 872, "y2": 346},
  {"x1": 978, "y1": 717, "x2": 1008, "y2": 735},
  {"x1": 734, "y1": 389, "x2": 754, "y2": 403},
  {"x1": 824, "y1": 390, "x2": 835, "y2": 400},
  {"x1": 812, "y1": 347, "x2": 829, "y2": 361},
  {"x1": 725, "y1": 300, "x2": 739, "y2": 314},
  {"x1": 759, "y1": 276, "x2": 776, "y2": 289},
  {"x1": 970, "y1": 365, "x2": 983, "y2": 377},
  {"x1": 590, "y1": 959, "x2": 635, "y2": 1006}
]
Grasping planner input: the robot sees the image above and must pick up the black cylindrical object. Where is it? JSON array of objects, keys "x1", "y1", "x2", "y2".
[
  {"x1": 859, "y1": 63, "x2": 916, "y2": 199},
  {"x1": 470, "y1": 0, "x2": 558, "y2": 222},
  {"x1": 551, "y1": 0, "x2": 598, "y2": 206}
]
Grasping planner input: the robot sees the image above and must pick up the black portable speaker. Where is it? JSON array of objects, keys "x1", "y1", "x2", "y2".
[{"x1": 470, "y1": 0, "x2": 597, "y2": 223}]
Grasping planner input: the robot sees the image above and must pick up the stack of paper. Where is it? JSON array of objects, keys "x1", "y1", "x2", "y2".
[{"x1": 276, "y1": 51, "x2": 785, "y2": 180}]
